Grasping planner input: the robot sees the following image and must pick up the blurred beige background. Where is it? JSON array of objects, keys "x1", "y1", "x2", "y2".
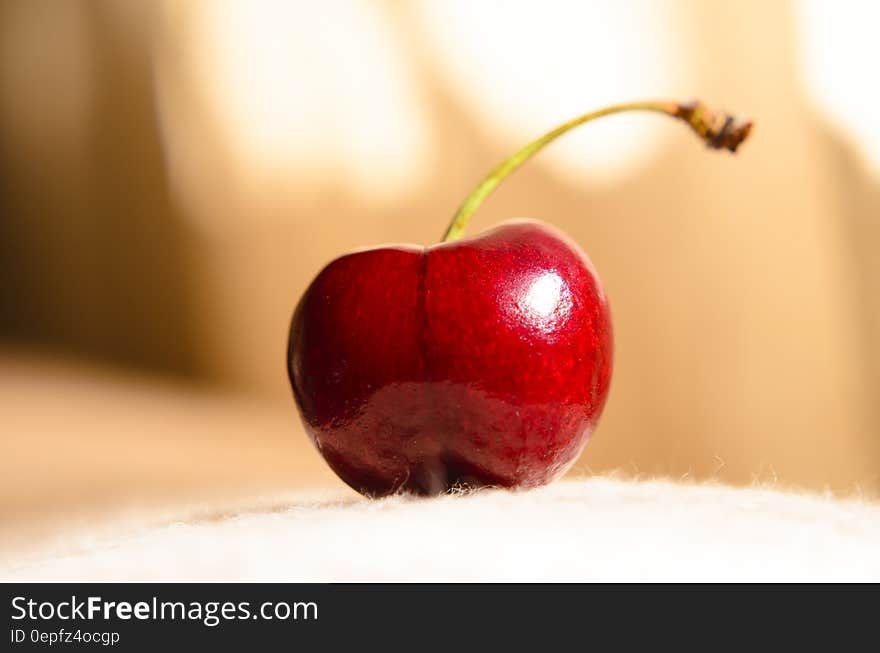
[{"x1": 1, "y1": 0, "x2": 879, "y2": 537}]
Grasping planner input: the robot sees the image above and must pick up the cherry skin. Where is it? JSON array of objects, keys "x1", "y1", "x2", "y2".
[{"x1": 287, "y1": 220, "x2": 612, "y2": 496}]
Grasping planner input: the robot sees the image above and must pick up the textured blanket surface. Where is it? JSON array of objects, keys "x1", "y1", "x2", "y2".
[{"x1": 4, "y1": 478, "x2": 879, "y2": 582}]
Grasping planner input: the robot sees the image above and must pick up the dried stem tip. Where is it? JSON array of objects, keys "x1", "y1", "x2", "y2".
[{"x1": 675, "y1": 100, "x2": 753, "y2": 153}]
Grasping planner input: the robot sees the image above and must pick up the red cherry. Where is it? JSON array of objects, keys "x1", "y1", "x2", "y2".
[
  {"x1": 288, "y1": 220, "x2": 612, "y2": 496},
  {"x1": 287, "y1": 100, "x2": 751, "y2": 497}
]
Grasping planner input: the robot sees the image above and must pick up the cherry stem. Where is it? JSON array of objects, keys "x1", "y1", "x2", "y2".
[{"x1": 442, "y1": 99, "x2": 753, "y2": 243}]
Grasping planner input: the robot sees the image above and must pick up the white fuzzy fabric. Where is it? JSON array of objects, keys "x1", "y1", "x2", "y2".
[{"x1": 4, "y1": 478, "x2": 880, "y2": 582}]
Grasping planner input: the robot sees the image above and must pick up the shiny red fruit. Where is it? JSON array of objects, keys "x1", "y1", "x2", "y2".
[{"x1": 287, "y1": 220, "x2": 613, "y2": 496}]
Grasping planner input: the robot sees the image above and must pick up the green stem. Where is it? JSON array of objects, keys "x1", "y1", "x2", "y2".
[{"x1": 441, "y1": 99, "x2": 752, "y2": 243}]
